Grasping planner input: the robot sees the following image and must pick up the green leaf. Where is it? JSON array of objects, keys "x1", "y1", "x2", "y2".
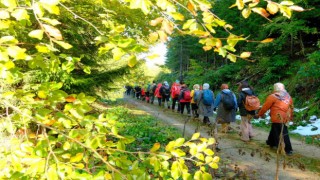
[
  {"x1": 28, "y1": 30, "x2": 44, "y2": 40},
  {"x1": 83, "y1": 66, "x2": 91, "y2": 74},
  {"x1": 53, "y1": 40, "x2": 73, "y2": 49},
  {"x1": 47, "y1": 164, "x2": 59, "y2": 180},
  {"x1": 36, "y1": 45, "x2": 51, "y2": 53}
]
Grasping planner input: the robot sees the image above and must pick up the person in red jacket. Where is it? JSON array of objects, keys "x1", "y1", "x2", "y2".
[
  {"x1": 154, "y1": 83, "x2": 163, "y2": 106},
  {"x1": 171, "y1": 80, "x2": 181, "y2": 112},
  {"x1": 255, "y1": 82, "x2": 294, "y2": 155},
  {"x1": 179, "y1": 84, "x2": 191, "y2": 116}
]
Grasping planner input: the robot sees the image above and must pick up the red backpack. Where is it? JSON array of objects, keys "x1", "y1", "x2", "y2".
[
  {"x1": 183, "y1": 90, "x2": 192, "y2": 101},
  {"x1": 171, "y1": 85, "x2": 180, "y2": 98}
]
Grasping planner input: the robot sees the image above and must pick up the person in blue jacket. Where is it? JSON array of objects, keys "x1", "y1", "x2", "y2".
[{"x1": 213, "y1": 83, "x2": 238, "y2": 133}]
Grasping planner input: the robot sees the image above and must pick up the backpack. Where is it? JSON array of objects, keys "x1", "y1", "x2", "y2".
[
  {"x1": 161, "y1": 85, "x2": 170, "y2": 96},
  {"x1": 193, "y1": 90, "x2": 200, "y2": 102},
  {"x1": 171, "y1": 85, "x2": 180, "y2": 98},
  {"x1": 150, "y1": 84, "x2": 156, "y2": 94},
  {"x1": 221, "y1": 92, "x2": 235, "y2": 110},
  {"x1": 244, "y1": 95, "x2": 260, "y2": 111},
  {"x1": 202, "y1": 90, "x2": 213, "y2": 105},
  {"x1": 183, "y1": 90, "x2": 192, "y2": 101}
]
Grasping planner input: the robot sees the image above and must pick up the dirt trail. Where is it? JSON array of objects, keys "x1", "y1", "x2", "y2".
[{"x1": 126, "y1": 97, "x2": 320, "y2": 180}]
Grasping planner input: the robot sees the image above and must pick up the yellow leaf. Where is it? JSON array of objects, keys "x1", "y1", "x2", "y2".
[
  {"x1": 43, "y1": 24, "x2": 62, "y2": 40},
  {"x1": 209, "y1": 162, "x2": 218, "y2": 169},
  {"x1": 40, "y1": 18, "x2": 61, "y2": 26},
  {"x1": 289, "y1": 5, "x2": 304, "y2": 12},
  {"x1": 157, "y1": 30, "x2": 168, "y2": 42},
  {"x1": 280, "y1": 5, "x2": 292, "y2": 19},
  {"x1": 224, "y1": 24, "x2": 233, "y2": 30},
  {"x1": 169, "y1": 12, "x2": 184, "y2": 21},
  {"x1": 11, "y1": 9, "x2": 30, "y2": 21},
  {"x1": 240, "y1": 52, "x2": 251, "y2": 58},
  {"x1": 202, "y1": 46, "x2": 212, "y2": 51},
  {"x1": 28, "y1": 30, "x2": 44, "y2": 40},
  {"x1": 148, "y1": 32, "x2": 158, "y2": 43},
  {"x1": 150, "y1": 17, "x2": 163, "y2": 26},
  {"x1": 261, "y1": 38, "x2": 274, "y2": 43},
  {"x1": 1, "y1": 0, "x2": 17, "y2": 9},
  {"x1": 40, "y1": 0, "x2": 60, "y2": 6},
  {"x1": 53, "y1": 40, "x2": 73, "y2": 49},
  {"x1": 63, "y1": 142, "x2": 71, "y2": 150},
  {"x1": 112, "y1": 47, "x2": 125, "y2": 60},
  {"x1": 267, "y1": 2, "x2": 279, "y2": 15},
  {"x1": 161, "y1": 20, "x2": 174, "y2": 35},
  {"x1": 130, "y1": 0, "x2": 152, "y2": 15},
  {"x1": 236, "y1": 0, "x2": 244, "y2": 10},
  {"x1": 191, "y1": 132, "x2": 200, "y2": 140},
  {"x1": 33, "y1": 2, "x2": 44, "y2": 18},
  {"x1": 38, "y1": 90, "x2": 47, "y2": 99},
  {"x1": 182, "y1": 19, "x2": 196, "y2": 30},
  {"x1": 0, "y1": 36, "x2": 18, "y2": 44},
  {"x1": 70, "y1": 153, "x2": 84, "y2": 163},
  {"x1": 156, "y1": 0, "x2": 170, "y2": 10},
  {"x1": 0, "y1": 51, "x2": 9, "y2": 61},
  {"x1": 150, "y1": 142, "x2": 160, "y2": 152},
  {"x1": 41, "y1": 3, "x2": 60, "y2": 15},
  {"x1": 7, "y1": 46, "x2": 27, "y2": 60},
  {"x1": 280, "y1": 1, "x2": 294, "y2": 6},
  {"x1": 147, "y1": 53, "x2": 159, "y2": 60},
  {"x1": 187, "y1": 1, "x2": 196, "y2": 15},
  {"x1": 0, "y1": 20, "x2": 10, "y2": 29},
  {"x1": 227, "y1": 54, "x2": 237, "y2": 63},
  {"x1": 242, "y1": 8, "x2": 251, "y2": 18},
  {"x1": 127, "y1": 55, "x2": 137, "y2": 67},
  {"x1": 0, "y1": 10, "x2": 10, "y2": 19}
]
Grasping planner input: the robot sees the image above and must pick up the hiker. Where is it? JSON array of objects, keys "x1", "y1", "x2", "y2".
[
  {"x1": 141, "y1": 87, "x2": 146, "y2": 101},
  {"x1": 146, "y1": 83, "x2": 151, "y2": 103},
  {"x1": 197, "y1": 83, "x2": 214, "y2": 125},
  {"x1": 154, "y1": 83, "x2": 163, "y2": 106},
  {"x1": 255, "y1": 82, "x2": 294, "y2": 155},
  {"x1": 214, "y1": 83, "x2": 238, "y2": 133},
  {"x1": 237, "y1": 81, "x2": 258, "y2": 142},
  {"x1": 179, "y1": 84, "x2": 191, "y2": 116},
  {"x1": 171, "y1": 80, "x2": 181, "y2": 112},
  {"x1": 191, "y1": 84, "x2": 200, "y2": 118},
  {"x1": 160, "y1": 81, "x2": 171, "y2": 109},
  {"x1": 149, "y1": 81, "x2": 157, "y2": 104},
  {"x1": 134, "y1": 85, "x2": 141, "y2": 99}
]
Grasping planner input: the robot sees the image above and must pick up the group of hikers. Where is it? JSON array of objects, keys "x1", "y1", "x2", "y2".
[{"x1": 125, "y1": 80, "x2": 294, "y2": 155}]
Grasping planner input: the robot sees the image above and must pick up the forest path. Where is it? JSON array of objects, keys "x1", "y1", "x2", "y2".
[{"x1": 125, "y1": 97, "x2": 320, "y2": 180}]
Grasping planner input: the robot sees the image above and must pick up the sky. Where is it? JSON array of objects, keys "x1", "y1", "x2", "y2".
[{"x1": 145, "y1": 43, "x2": 167, "y2": 68}]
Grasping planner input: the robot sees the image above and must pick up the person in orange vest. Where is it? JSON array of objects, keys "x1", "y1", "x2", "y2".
[{"x1": 255, "y1": 82, "x2": 294, "y2": 155}]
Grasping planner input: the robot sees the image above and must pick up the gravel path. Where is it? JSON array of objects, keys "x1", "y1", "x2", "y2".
[{"x1": 126, "y1": 97, "x2": 320, "y2": 180}]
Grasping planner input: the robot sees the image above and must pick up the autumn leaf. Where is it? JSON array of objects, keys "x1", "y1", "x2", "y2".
[
  {"x1": 43, "y1": 24, "x2": 63, "y2": 40},
  {"x1": 261, "y1": 38, "x2": 274, "y2": 43},
  {"x1": 150, "y1": 17, "x2": 163, "y2": 26},
  {"x1": 242, "y1": 8, "x2": 251, "y2": 19},
  {"x1": 267, "y1": 2, "x2": 279, "y2": 15},
  {"x1": 150, "y1": 142, "x2": 160, "y2": 152},
  {"x1": 65, "y1": 96, "x2": 76, "y2": 102},
  {"x1": 252, "y1": 7, "x2": 270, "y2": 18},
  {"x1": 240, "y1": 52, "x2": 251, "y2": 59},
  {"x1": 289, "y1": 5, "x2": 304, "y2": 12}
]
